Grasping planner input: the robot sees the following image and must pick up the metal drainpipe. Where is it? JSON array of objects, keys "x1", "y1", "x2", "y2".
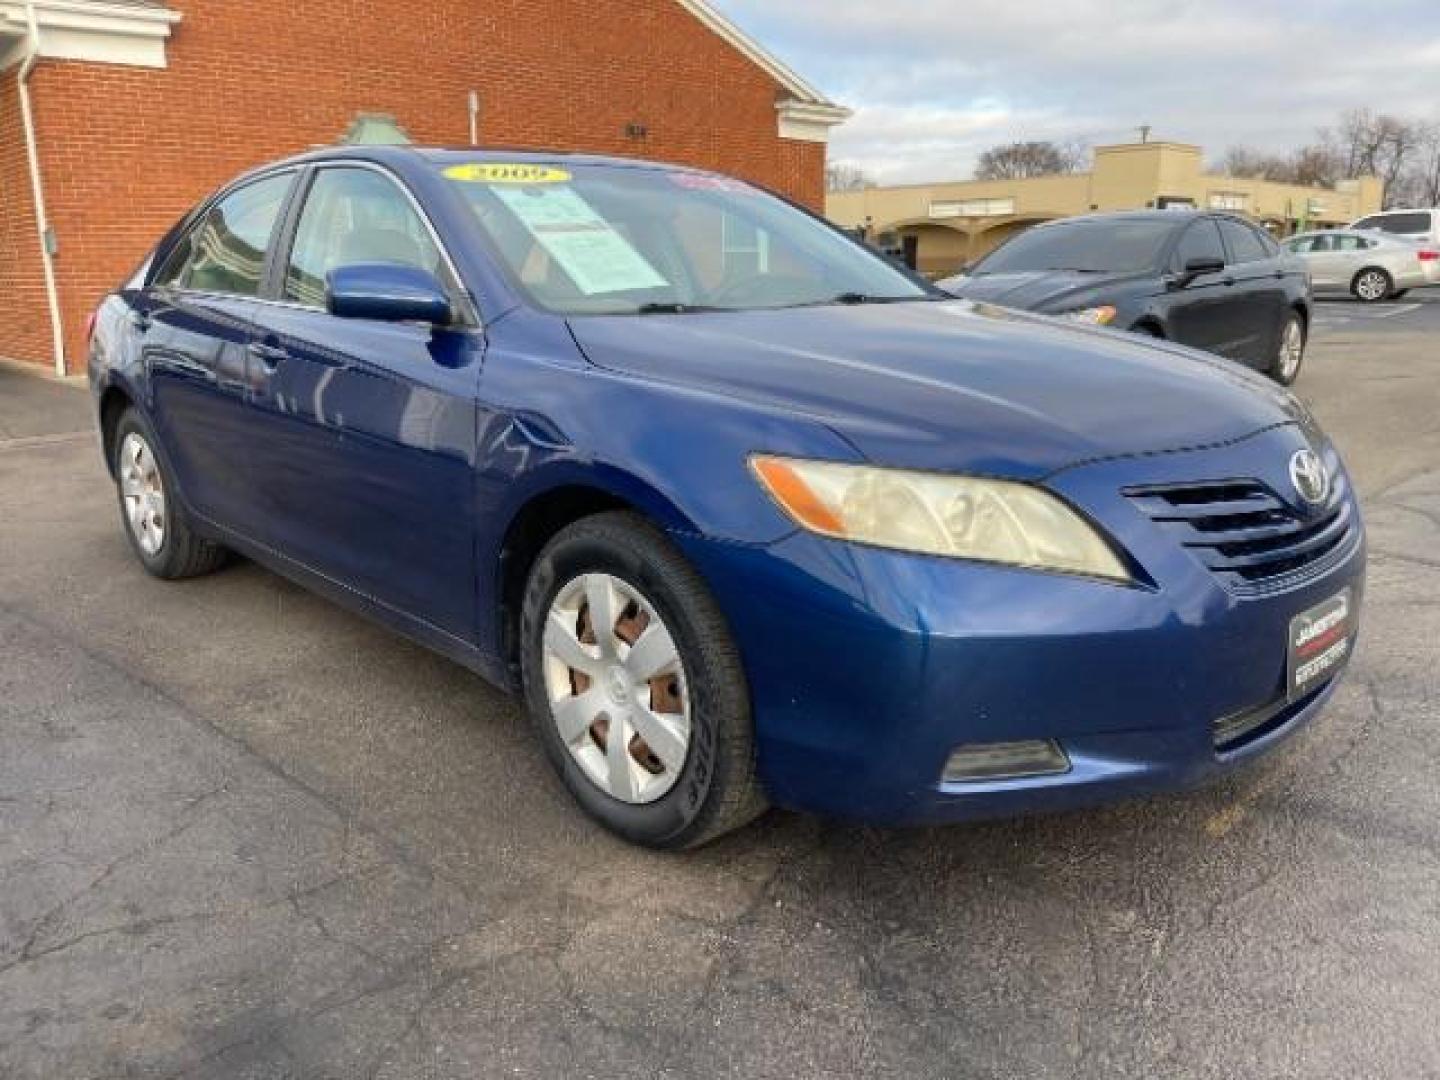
[{"x1": 17, "y1": 0, "x2": 67, "y2": 377}]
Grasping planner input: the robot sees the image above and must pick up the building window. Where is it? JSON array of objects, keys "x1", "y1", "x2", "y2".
[
  {"x1": 930, "y1": 198, "x2": 1015, "y2": 219},
  {"x1": 1208, "y1": 191, "x2": 1249, "y2": 211},
  {"x1": 722, "y1": 215, "x2": 770, "y2": 275}
]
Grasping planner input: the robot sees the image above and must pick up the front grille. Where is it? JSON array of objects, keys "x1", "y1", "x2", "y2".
[{"x1": 1127, "y1": 474, "x2": 1357, "y2": 591}]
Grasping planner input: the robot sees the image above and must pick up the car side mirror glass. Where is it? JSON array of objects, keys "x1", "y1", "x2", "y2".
[
  {"x1": 326, "y1": 263, "x2": 453, "y2": 325},
  {"x1": 1173, "y1": 255, "x2": 1225, "y2": 287}
]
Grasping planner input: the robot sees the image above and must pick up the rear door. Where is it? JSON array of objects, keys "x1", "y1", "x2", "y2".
[
  {"x1": 1216, "y1": 217, "x2": 1287, "y2": 367},
  {"x1": 244, "y1": 164, "x2": 485, "y2": 638},
  {"x1": 140, "y1": 171, "x2": 296, "y2": 530}
]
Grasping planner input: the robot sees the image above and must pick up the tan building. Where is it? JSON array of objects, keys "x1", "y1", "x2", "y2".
[{"x1": 827, "y1": 141, "x2": 1384, "y2": 278}]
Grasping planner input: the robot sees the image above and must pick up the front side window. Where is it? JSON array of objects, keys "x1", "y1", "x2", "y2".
[
  {"x1": 156, "y1": 173, "x2": 293, "y2": 296},
  {"x1": 1284, "y1": 236, "x2": 1316, "y2": 254},
  {"x1": 974, "y1": 218, "x2": 1178, "y2": 275},
  {"x1": 1218, "y1": 219, "x2": 1269, "y2": 264},
  {"x1": 1173, "y1": 219, "x2": 1227, "y2": 268},
  {"x1": 284, "y1": 168, "x2": 443, "y2": 308},
  {"x1": 442, "y1": 162, "x2": 931, "y2": 315}
]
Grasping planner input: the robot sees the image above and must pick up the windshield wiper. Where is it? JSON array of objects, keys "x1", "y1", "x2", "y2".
[{"x1": 633, "y1": 302, "x2": 730, "y2": 315}]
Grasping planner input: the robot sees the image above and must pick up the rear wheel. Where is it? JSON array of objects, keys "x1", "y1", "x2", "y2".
[
  {"x1": 1352, "y1": 267, "x2": 1392, "y2": 303},
  {"x1": 1270, "y1": 312, "x2": 1306, "y2": 386},
  {"x1": 112, "y1": 409, "x2": 228, "y2": 579},
  {"x1": 519, "y1": 512, "x2": 765, "y2": 848}
]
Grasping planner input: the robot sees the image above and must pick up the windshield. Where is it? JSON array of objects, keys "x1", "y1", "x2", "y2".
[
  {"x1": 974, "y1": 218, "x2": 1178, "y2": 275},
  {"x1": 441, "y1": 161, "x2": 932, "y2": 315}
]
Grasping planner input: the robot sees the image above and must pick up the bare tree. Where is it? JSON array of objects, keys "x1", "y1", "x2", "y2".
[
  {"x1": 1326, "y1": 109, "x2": 1425, "y2": 207},
  {"x1": 974, "y1": 141, "x2": 1086, "y2": 181},
  {"x1": 1219, "y1": 145, "x2": 1291, "y2": 180},
  {"x1": 1411, "y1": 123, "x2": 1440, "y2": 207},
  {"x1": 825, "y1": 163, "x2": 873, "y2": 193},
  {"x1": 1288, "y1": 145, "x2": 1341, "y2": 188}
]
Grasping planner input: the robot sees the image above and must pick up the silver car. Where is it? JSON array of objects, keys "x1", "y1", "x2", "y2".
[{"x1": 1283, "y1": 229, "x2": 1438, "y2": 302}]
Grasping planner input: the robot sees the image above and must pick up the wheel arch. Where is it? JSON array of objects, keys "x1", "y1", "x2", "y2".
[
  {"x1": 98, "y1": 383, "x2": 136, "y2": 478},
  {"x1": 491, "y1": 469, "x2": 701, "y2": 679}
]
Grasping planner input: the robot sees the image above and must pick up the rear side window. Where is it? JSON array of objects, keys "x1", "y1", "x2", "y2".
[
  {"x1": 1285, "y1": 236, "x2": 1317, "y2": 254},
  {"x1": 1173, "y1": 219, "x2": 1226, "y2": 269},
  {"x1": 1361, "y1": 212, "x2": 1431, "y2": 235},
  {"x1": 1218, "y1": 219, "x2": 1270, "y2": 264},
  {"x1": 283, "y1": 167, "x2": 443, "y2": 308},
  {"x1": 155, "y1": 173, "x2": 293, "y2": 296}
]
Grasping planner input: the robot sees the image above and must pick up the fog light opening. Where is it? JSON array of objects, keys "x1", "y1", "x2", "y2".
[{"x1": 942, "y1": 739, "x2": 1071, "y2": 783}]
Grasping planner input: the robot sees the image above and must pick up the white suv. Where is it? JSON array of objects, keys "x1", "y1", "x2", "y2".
[{"x1": 1349, "y1": 208, "x2": 1440, "y2": 246}]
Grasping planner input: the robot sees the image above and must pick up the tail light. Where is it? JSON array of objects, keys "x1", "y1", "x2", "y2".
[
  {"x1": 83, "y1": 309, "x2": 99, "y2": 345},
  {"x1": 1417, "y1": 250, "x2": 1438, "y2": 262}
]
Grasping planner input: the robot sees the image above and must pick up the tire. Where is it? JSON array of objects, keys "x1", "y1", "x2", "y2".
[
  {"x1": 112, "y1": 408, "x2": 228, "y2": 580},
  {"x1": 1352, "y1": 267, "x2": 1393, "y2": 303},
  {"x1": 1130, "y1": 323, "x2": 1164, "y2": 338},
  {"x1": 1270, "y1": 311, "x2": 1306, "y2": 386},
  {"x1": 1390, "y1": 289, "x2": 1409, "y2": 299},
  {"x1": 519, "y1": 511, "x2": 766, "y2": 849}
]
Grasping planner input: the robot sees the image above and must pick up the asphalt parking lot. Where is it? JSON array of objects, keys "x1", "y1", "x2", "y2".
[{"x1": 2, "y1": 296, "x2": 1438, "y2": 1079}]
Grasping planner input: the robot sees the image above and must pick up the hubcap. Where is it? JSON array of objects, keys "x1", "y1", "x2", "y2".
[
  {"x1": 1279, "y1": 319, "x2": 1304, "y2": 379},
  {"x1": 119, "y1": 432, "x2": 165, "y2": 556},
  {"x1": 542, "y1": 573, "x2": 690, "y2": 805},
  {"x1": 1357, "y1": 272, "x2": 1386, "y2": 301}
]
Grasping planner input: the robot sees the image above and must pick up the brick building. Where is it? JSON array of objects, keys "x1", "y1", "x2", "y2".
[{"x1": 0, "y1": 0, "x2": 847, "y2": 375}]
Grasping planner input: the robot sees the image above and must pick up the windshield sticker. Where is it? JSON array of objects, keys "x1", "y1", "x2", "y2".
[
  {"x1": 444, "y1": 163, "x2": 572, "y2": 184},
  {"x1": 492, "y1": 185, "x2": 669, "y2": 296},
  {"x1": 669, "y1": 173, "x2": 758, "y2": 195}
]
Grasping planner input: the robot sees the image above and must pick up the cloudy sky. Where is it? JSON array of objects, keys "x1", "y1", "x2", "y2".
[{"x1": 710, "y1": 0, "x2": 1440, "y2": 185}]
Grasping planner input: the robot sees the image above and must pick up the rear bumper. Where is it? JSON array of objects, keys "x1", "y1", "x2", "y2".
[{"x1": 673, "y1": 428, "x2": 1366, "y2": 826}]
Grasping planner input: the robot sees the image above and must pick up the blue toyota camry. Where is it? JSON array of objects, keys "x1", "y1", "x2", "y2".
[{"x1": 88, "y1": 147, "x2": 1364, "y2": 848}]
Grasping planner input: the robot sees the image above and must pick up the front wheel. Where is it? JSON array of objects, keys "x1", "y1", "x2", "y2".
[
  {"x1": 519, "y1": 512, "x2": 766, "y2": 848},
  {"x1": 1270, "y1": 312, "x2": 1306, "y2": 386},
  {"x1": 1352, "y1": 267, "x2": 1392, "y2": 303}
]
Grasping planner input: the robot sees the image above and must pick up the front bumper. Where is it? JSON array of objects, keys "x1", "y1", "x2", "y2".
[{"x1": 674, "y1": 427, "x2": 1366, "y2": 826}]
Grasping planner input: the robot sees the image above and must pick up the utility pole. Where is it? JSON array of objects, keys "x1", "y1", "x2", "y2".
[{"x1": 1137, "y1": 125, "x2": 1152, "y2": 144}]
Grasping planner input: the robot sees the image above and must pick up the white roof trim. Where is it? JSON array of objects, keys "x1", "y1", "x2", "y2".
[
  {"x1": 0, "y1": 1, "x2": 181, "y2": 69},
  {"x1": 673, "y1": 0, "x2": 837, "y2": 107}
]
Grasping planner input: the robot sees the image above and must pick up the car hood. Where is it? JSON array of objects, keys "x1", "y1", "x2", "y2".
[
  {"x1": 566, "y1": 300, "x2": 1306, "y2": 479},
  {"x1": 940, "y1": 269, "x2": 1150, "y2": 311}
]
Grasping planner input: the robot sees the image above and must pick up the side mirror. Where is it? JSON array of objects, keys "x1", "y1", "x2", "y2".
[
  {"x1": 1172, "y1": 255, "x2": 1225, "y2": 288},
  {"x1": 326, "y1": 263, "x2": 452, "y2": 325}
]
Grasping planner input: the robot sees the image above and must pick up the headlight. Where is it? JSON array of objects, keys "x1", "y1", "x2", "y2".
[
  {"x1": 1059, "y1": 305, "x2": 1117, "y2": 326},
  {"x1": 751, "y1": 456, "x2": 1131, "y2": 582}
]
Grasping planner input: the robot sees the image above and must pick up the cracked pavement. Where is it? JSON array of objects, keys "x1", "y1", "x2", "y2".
[{"x1": 1, "y1": 297, "x2": 1438, "y2": 1078}]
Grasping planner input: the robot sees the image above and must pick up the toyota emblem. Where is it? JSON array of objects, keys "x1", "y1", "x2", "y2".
[{"x1": 1289, "y1": 448, "x2": 1330, "y2": 506}]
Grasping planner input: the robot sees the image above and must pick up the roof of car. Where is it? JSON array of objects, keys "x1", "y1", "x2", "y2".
[
  {"x1": 1029, "y1": 209, "x2": 1240, "y2": 229},
  {"x1": 275, "y1": 144, "x2": 718, "y2": 175}
]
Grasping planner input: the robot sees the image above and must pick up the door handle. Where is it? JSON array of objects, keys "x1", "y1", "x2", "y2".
[
  {"x1": 247, "y1": 342, "x2": 288, "y2": 372},
  {"x1": 1222, "y1": 276, "x2": 1237, "y2": 286}
]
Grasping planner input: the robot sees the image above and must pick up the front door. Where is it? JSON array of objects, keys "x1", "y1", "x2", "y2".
[
  {"x1": 1163, "y1": 218, "x2": 1233, "y2": 356},
  {"x1": 245, "y1": 165, "x2": 484, "y2": 639},
  {"x1": 1216, "y1": 217, "x2": 1287, "y2": 367}
]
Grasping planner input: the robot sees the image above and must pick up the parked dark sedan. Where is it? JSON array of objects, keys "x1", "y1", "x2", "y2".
[
  {"x1": 938, "y1": 211, "x2": 1311, "y2": 384},
  {"x1": 88, "y1": 150, "x2": 1361, "y2": 848}
]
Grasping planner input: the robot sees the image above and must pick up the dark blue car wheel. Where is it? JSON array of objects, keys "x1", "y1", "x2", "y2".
[{"x1": 519, "y1": 511, "x2": 766, "y2": 848}]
